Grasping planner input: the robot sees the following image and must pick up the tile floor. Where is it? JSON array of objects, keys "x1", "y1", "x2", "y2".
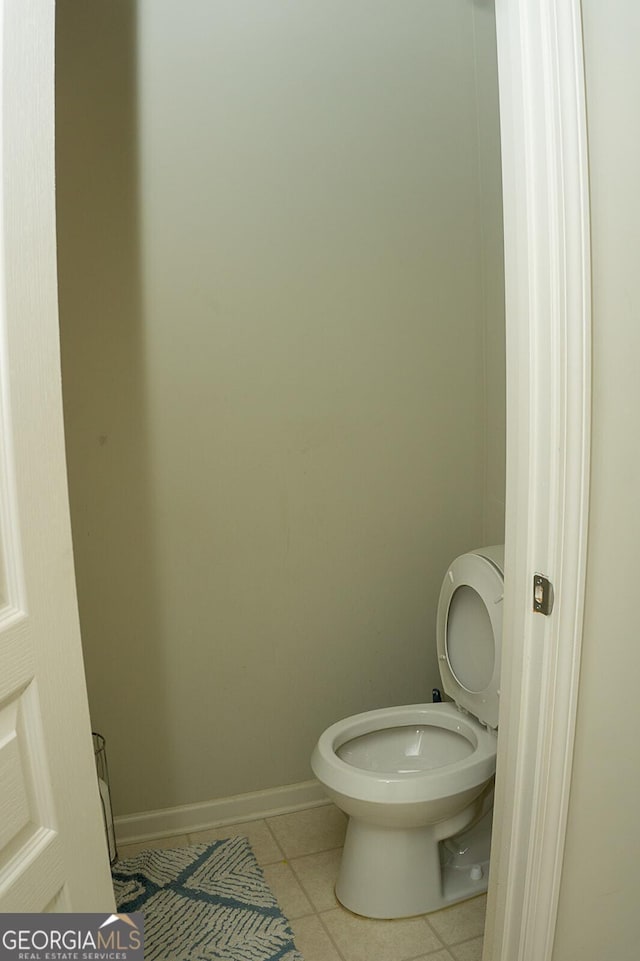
[{"x1": 117, "y1": 803, "x2": 486, "y2": 961}]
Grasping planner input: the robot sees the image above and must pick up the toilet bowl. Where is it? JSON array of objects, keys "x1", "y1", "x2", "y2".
[{"x1": 311, "y1": 545, "x2": 504, "y2": 919}]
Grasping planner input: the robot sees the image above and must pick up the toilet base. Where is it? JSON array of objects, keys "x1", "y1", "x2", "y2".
[{"x1": 335, "y1": 807, "x2": 492, "y2": 919}]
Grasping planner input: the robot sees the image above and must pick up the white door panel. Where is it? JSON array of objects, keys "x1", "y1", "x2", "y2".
[{"x1": 0, "y1": 0, "x2": 115, "y2": 911}]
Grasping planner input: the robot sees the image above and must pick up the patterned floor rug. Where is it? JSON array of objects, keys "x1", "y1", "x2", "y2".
[{"x1": 112, "y1": 837, "x2": 304, "y2": 961}]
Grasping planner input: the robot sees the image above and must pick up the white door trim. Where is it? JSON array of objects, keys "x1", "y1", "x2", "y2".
[{"x1": 485, "y1": 2, "x2": 591, "y2": 960}]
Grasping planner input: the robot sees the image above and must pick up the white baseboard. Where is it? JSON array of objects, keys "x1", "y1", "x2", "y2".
[{"x1": 114, "y1": 779, "x2": 330, "y2": 845}]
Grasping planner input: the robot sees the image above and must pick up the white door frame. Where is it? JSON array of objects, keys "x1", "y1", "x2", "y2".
[{"x1": 485, "y1": 2, "x2": 591, "y2": 960}]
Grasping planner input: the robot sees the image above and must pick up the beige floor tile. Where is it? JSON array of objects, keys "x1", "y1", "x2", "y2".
[
  {"x1": 450, "y1": 936, "x2": 484, "y2": 961},
  {"x1": 289, "y1": 915, "x2": 342, "y2": 961},
  {"x1": 116, "y1": 834, "x2": 191, "y2": 859},
  {"x1": 427, "y1": 895, "x2": 487, "y2": 946},
  {"x1": 188, "y1": 819, "x2": 282, "y2": 865},
  {"x1": 411, "y1": 952, "x2": 456, "y2": 961},
  {"x1": 289, "y1": 848, "x2": 342, "y2": 912},
  {"x1": 262, "y1": 861, "x2": 314, "y2": 920},
  {"x1": 320, "y1": 907, "x2": 444, "y2": 961},
  {"x1": 267, "y1": 805, "x2": 347, "y2": 858}
]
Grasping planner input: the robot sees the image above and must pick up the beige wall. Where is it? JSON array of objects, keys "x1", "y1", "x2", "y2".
[
  {"x1": 56, "y1": 0, "x2": 503, "y2": 816},
  {"x1": 552, "y1": 3, "x2": 640, "y2": 959},
  {"x1": 473, "y1": 2, "x2": 506, "y2": 546}
]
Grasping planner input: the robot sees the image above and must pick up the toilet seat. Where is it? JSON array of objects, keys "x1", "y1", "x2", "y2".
[
  {"x1": 312, "y1": 702, "x2": 497, "y2": 805},
  {"x1": 436, "y1": 549, "x2": 503, "y2": 730}
]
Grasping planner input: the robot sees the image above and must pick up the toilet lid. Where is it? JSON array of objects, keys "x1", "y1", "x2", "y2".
[{"x1": 436, "y1": 549, "x2": 503, "y2": 729}]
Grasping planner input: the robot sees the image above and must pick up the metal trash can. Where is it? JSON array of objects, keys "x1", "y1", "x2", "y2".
[{"x1": 93, "y1": 732, "x2": 118, "y2": 865}]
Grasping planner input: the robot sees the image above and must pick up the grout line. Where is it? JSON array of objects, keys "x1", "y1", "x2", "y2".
[
  {"x1": 402, "y1": 946, "x2": 451, "y2": 961},
  {"x1": 263, "y1": 817, "x2": 289, "y2": 861},
  {"x1": 262, "y1": 826, "x2": 347, "y2": 862},
  {"x1": 422, "y1": 913, "x2": 445, "y2": 947},
  {"x1": 286, "y1": 854, "x2": 307, "y2": 884},
  {"x1": 315, "y1": 908, "x2": 349, "y2": 961},
  {"x1": 289, "y1": 844, "x2": 345, "y2": 858},
  {"x1": 273, "y1": 841, "x2": 348, "y2": 860},
  {"x1": 287, "y1": 846, "x2": 343, "y2": 914},
  {"x1": 260, "y1": 861, "x2": 315, "y2": 920},
  {"x1": 287, "y1": 844, "x2": 344, "y2": 866},
  {"x1": 444, "y1": 931, "x2": 485, "y2": 952},
  {"x1": 183, "y1": 821, "x2": 290, "y2": 868}
]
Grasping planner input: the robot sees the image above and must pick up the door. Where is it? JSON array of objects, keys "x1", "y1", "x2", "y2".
[{"x1": 0, "y1": 0, "x2": 115, "y2": 911}]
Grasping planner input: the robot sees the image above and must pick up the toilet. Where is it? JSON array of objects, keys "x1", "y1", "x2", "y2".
[{"x1": 311, "y1": 545, "x2": 503, "y2": 919}]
